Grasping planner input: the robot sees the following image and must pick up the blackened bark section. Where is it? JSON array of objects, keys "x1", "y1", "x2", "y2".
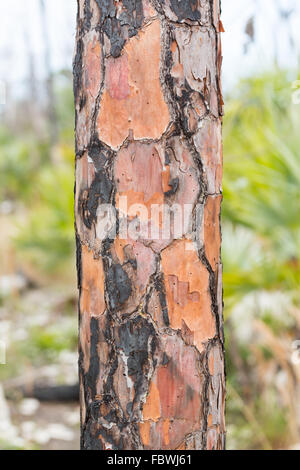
[
  {"x1": 73, "y1": 37, "x2": 83, "y2": 107},
  {"x1": 164, "y1": 177, "x2": 179, "y2": 197},
  {"x1": 87, "y1": 317, "x2": 101, "y2": 398},
  {"x1": 169, "y1": 0, "x2": 201, "y2": 22},
  {"x1": 82, "y1": 171, "x2": 113, "y2": 229},
  {"x1": 88, "y1": 138, "x2": 113, "y2": 171},
  {"x1": 79, "y1": 139, "x2": 115, "y2": 229},
  {"x1": 153, "y1": 274, "x2": 170, "y2": 327},
  {"x1": 80, "y1": 316, "x2": 102, "y2": 450},
  {"x1": 118, "y1": 317, "x2": 157, "y2": 406},
  {"x1": 95, "y1": 0, "x2": 144, "y2": 57},
  {"x1": 75, "y1": 233, "x2": 82, "y2": 290},
  {"x1": 84, "y1": 0, "x2": 93, "y2": 31},
  {"x1": 107, "y1": 264, "x2": 132, "y2": 310},
  {"x1": 80, "y1": 312, "x2": 159, "y2": 450}
]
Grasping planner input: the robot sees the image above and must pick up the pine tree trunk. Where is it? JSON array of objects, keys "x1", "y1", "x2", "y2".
[{"x1": 74, "y1": 0, "x2": 225, "y2": 451}]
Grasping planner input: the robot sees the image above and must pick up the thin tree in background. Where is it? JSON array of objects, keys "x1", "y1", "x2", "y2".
[
  {"x1": 39, "y1": 0, "x2": 58, "y2": 149},
  {"x1": 74, "y1": 0, "x2": 225, "y2": 450}
]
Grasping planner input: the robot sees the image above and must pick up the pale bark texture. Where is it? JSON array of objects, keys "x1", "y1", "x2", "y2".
[{"x1": 74, "y1": 0, "x2": 225, "y2": 450}]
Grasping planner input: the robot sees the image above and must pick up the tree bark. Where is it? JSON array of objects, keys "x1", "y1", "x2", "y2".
[{"x1": 74, "y1": 0, "x2": 225, "y2": 450}]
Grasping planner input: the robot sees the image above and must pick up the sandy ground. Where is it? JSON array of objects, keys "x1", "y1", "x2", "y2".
[{"x1": 8, "y1": 400, "x2": 80, "y2": 450}]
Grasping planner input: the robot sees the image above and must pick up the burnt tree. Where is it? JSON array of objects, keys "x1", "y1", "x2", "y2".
[{"x1": 74, "y1": 0, "x2": 225, "y2": 450}]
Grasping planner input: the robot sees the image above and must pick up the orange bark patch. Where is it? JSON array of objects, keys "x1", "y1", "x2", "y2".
[
  {"x1": 167, "y1": 275, "x2": 200, "y2": 307},
  {"x1": 142, "y1": 335, "x2": 204, "y2": 449},
  {"x1": 139, "y1": 422, "x2": 151, "y2": 446},
  {"x1": 163, "y1": 419, "x2": 170, "y2": 446},
  {"x1": 156, "y1": 351, "x2": 200, "y2": 422},
  {"x1": 105, "y1": 54, "x2": 130, "y2": 100},
  {"x1": 80, "y1": 245, "x2": 105, "y2": 317},
  {"x1": 219, "y1": 20, "x2": 225, "y2": 33},
  {"x1": 84, "y1": 36, "x2": 102, "y2": 99},
  {"x1": 97, "y1": 20, "x2": 170, "y2": 149},
  {"x1": 115, "y1": 141, "x2": 167, "y2": 224},
  {"x1": 115, "y1": 142, "x2": 164, "y2": 202},
  {"x1": 161, "y1": 240, "x2": 216, "y2": 351},
  {"x1": 162, "y1": 166, "x2": 172, "y2": 193},
  {"x1": 143, "y1": 381, "x2": 161, "y2": 422},
  {"x1": 204, "y1": 195, "x2": 222, "y2": 272},
  {"x1": 117, "y1": 190, "x2": 165, "y2": 223},
  {"x1": 113, "y1": 237, "x2": 128, "y2": 265}
]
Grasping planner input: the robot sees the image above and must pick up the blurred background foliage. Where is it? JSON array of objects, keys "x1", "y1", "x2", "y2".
[
  {"x1": 0, "y1": 0, "x2": 300, "y2": 451},
  {"x1": 223, "y1": 70, "x2": 300, "y2": 449}
]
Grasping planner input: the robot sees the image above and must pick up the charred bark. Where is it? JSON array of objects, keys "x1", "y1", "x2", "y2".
[{"x1": 74, "y1": 0, "x2": 225, "y2": 450}]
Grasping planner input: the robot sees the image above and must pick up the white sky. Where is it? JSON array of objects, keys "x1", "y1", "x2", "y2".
[
  {"x1": 222, "y1": 0, "x2": 300, "y2": 90},
  {"x1": 0, "y1": 0, "x2": 299, "y2": 96}
]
